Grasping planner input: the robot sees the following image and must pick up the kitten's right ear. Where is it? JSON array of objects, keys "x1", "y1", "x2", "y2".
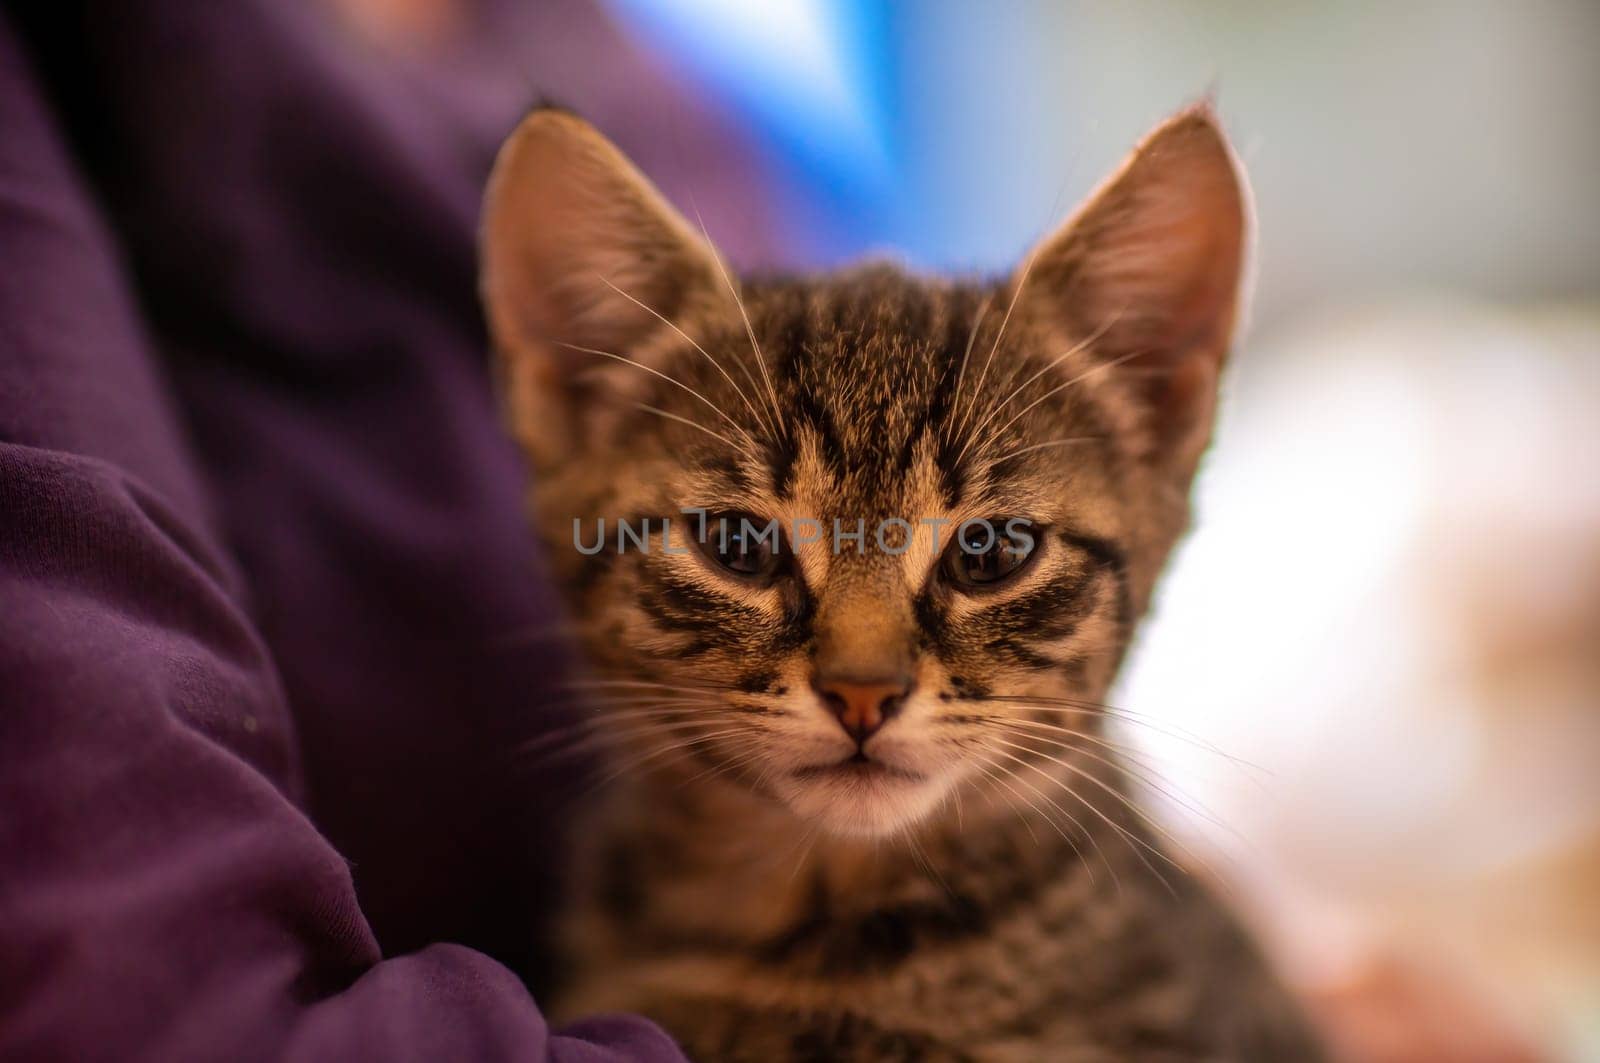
[
  {"x1": 1011, "y1": 104, "x2": 1250, "y2": 475},
  {"x1": 480, "y1": 108, "x2": 730, "y2": 467}
]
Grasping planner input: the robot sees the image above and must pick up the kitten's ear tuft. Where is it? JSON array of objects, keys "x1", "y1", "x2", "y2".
[
  {"x1": 1018, "y1": 103, "x2": 1251, "y2": 470},
  {"x1": 480, "y1": 109, "x2": 728, "y2": 466}
]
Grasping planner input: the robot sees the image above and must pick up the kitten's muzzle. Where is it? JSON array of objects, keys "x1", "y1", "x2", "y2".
[{"x1": 813, "y1": 674, "x2": 910, "y2": 744}]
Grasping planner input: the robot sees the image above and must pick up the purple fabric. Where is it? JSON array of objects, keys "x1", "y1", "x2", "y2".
[{"x1": 0, "y1": 2, "x2": 762, "y2": 1058}]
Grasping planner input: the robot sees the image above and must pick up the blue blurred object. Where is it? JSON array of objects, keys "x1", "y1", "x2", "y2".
[
  {"x1": 601, "y1": 0, "x2": 896, "y2": 260},
  {"x1": 601, "y1": 3, "x2": 1106, "y2": 273}
]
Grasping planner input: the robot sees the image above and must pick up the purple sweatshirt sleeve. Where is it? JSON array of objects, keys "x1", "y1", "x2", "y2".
[{"x1": 0, "y1": 4, "x2": 690, "y2": 1060}]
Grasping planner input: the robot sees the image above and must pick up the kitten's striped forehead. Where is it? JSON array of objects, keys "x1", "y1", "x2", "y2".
[{"x1": 740, "y1": 267, "x2": 990, "y2": 511}]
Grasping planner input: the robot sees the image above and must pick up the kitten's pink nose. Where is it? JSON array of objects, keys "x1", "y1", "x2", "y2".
[{"x1": 814, "y1": 675, "x2": 910, "y2": 744}]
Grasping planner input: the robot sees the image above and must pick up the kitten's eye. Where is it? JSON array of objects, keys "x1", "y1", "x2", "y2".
[
  {"x1": 942, "y1": 519, "x2": 1037, "y2": 589},
  {"x1": 698, "y1": 510, "x2": 782, "y2": 579}
]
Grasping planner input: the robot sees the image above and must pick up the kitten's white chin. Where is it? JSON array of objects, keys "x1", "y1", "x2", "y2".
[{"x1": 774, "y1": 766, "x2": 951, "y2": 837}]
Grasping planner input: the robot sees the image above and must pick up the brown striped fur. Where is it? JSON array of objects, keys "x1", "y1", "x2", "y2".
[{"x1": 481, "y1": 104, "x2": 1324, "y2": 1061}]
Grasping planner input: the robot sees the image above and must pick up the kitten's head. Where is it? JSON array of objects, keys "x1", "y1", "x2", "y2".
[{"x1": 482, "y1": 105, "x2": 1248, "y2": 837}]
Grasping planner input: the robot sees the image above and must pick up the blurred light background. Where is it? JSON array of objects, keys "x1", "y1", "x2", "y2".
[{"x1": 333, "y1": 1, "x2": 1599, "y2": 1058}]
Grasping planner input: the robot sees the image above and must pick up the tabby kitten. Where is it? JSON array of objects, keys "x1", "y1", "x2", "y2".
[{"x1": 480, "y1": 104, "x2": 1324, "y2": 1061}]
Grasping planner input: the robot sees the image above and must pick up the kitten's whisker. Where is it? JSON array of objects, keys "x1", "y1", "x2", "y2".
[
  {"x1": 586, "y1": 706, "x2": 740, "y2": 726},
  {"x1": 672, "y1": 729, "x2": 766, "y2": 778},
  {"x1": 988, "y1": 730, "x2": 1183, "y2": 850},
  {"x1": 960, "y1": 694, "x2": 1260, "y2": 778},
  {"x1": 987, "y1": 720, "x2": 1241, "y2": 846},
  {"x1": 518, "y1": 711, "x2": 735, "y2": 760},
  {"x1": 968, "y1": 695, "x2": 1265, "y2": 775},
  {"x1": 569, "y1": 736, "x2": 732, "y2": 804},
  {"x1": 784, "y1": 819, "x2": 826, "y2": 885},
  {"x1": 590, "y1": 709, "x2": 750, "y2": 734},
  {"x1": 974, "y1": 713, "x2": 1182, "y2": 781},
  {"x1": 984, "y1": 437, "x2": 1100, "y2": 467},
  {"x1": 679, "y1": 739, "x2": 767, "y2": 789},
  {"x1": 630, "y1": 402, "x2": 745, "y2": 453},
  {"x1": 578, "y1": 685, "x2": 781, "y2": 717},
  {"x1": 565, "y1": 680, "x2": 748, "y2": 709},
  {"x1": 522, "y1": 694, "x2": 722, "y2": 720},
  {"x1": 594, "y1": 274, "x2": 769, "y2": 440},
  {"x1": 552, "y1": 339, "x2": 759, "y2": 451},
  {"x1": 966, "y1": 756, "x2": 1043, "y2": 848},
  {"x1": 554, "y1": 687, "x2": 723, "y2": 702},
  {"x1": 973, "y1": 745, "x2": 1103, "y2": 867},
  {"x1": 986, "y1": 735, "x2": 1217, "y2": 894},
  {"x1": 591, "y1": 725, "x2": 752, "y2": 791},
  {"x1": 963, "y1": 347, "x2": 1149, "y2": 466},
  {"x1": 515, "y1": 726, "x2": 639, "y2": 767},
  {"x1": 973, "y1": 747, "x2": 1113, "y2": 891},
  {"x1": 520, "y1": 694, "x2": 745, "y2": 735},
  {"x1": 573, "y1": 687, "x2": 729, "y2": 702},
  {"x1": 955, "y1": 240, "x2": 1043, "y2": 447},
  {"x1": 944, "y1": 292, "x2": 994, "y2": 447},
  {"x1": 985, "y1": 742, "x2": 1171, "y2": 897},
  {"x1": 958, "y1": 308, "x2": 1124, "y2": 464},
  {"x1": 571, "y1": 695, "x2": 715, "y2": 708},
  {"x1": 565, "y1": 678, "x2": 734, "y2": 695},
  {"x1": 514, "y1": 704, "x2": 699, "y2": 756},
  {"x1": 1000, "y1": 717, "x2": 1188, "y2": 782},
  {"x1": 951, "y1": 712, "x2": 1174, "y2": 784},
  {"x1": 691, "y1": 206, "x2": 786, "y2": 438},
  {"x1": 902, "y1": 829, "x2": 953, "y2": 897},
  {"x1": 587, "y1": 698, "x2": 732, "y2": 711}
]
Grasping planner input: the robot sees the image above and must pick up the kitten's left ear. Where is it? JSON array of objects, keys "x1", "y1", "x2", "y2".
[
  {"x1": 1015, "y1": 103, "x2": 1251, "y2": 472},
  {"x1": 480, "y1": 108, "x2": 731, "y2": 468}
]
